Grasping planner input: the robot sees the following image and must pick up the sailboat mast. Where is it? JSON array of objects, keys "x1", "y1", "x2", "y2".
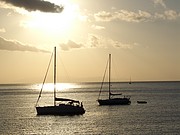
[
  {"x1": 54, "y1": 47, "x2": 57, "y2": 106},
  {"x1": 109, "y1": 54, "x2": 111, "y2": 99}
]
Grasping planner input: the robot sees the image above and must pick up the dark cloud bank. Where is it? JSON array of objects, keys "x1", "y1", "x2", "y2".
[{"x1": 0, "y1": 0, "x2": 63, "y2": 13}]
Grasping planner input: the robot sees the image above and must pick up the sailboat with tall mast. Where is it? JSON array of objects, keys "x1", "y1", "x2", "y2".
[
  {"x1": 97, "y1": 54, "x2": 131, "y2": 105},
  {"x1": 35, "y1": 47, "x2": 85, "y2": 115}
]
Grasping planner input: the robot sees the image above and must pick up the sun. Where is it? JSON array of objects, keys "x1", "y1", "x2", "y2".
[{"x1": 23, "y1": 0, "x2": 79, "y2": 34}]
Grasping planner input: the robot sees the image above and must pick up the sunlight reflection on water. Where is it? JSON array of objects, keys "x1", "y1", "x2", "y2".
[{"x1": 34, "y1": 83, "x2": 80, "y2": 92}]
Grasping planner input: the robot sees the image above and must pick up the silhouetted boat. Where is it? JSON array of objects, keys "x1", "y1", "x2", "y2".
[
  {"x1": 129, "y1": 76, "x2": 132, "y2": 84},
  {"x1": 137, "y1": 101, "x2": 147, "y2": 104},
  {"x1": 97, "y1": 54, "x2": 131, "y2": 105},
  {"x1": 35, "y1": 47, "x2": 85, "y2": 115}
]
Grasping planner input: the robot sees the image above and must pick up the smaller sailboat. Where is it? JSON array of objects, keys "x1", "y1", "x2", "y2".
[
  {"x1": 35, "y1": 47, "x2": 85, "y2": 115},
  {"x1": 97, "y1": 54, "x2": 131, "y2": 105},
  {"x1": 129, "y1": 76, "x2": 132, "y2": 84}
]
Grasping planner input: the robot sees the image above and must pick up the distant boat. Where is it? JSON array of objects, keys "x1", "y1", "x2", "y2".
[
  {"x1": 129, "y1": 76, "x2": 132, "y2": 84},
  {"x1": 137, "y1": 101, "x2": 147, "y2": 104},
  {"x1": 35, "y1": 47, "x2": 85, "y2": 115},
  {"x1": 97, "y1": 54, "x2": 131, "y2": 105}
]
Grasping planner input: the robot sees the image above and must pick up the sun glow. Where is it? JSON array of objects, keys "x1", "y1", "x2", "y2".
[
  {"x1": 22, "y1": 0, "x2": 79, "y2": 34},
  {"x1": 38, "y1": 83, "x2": 79, "y2": 92}
]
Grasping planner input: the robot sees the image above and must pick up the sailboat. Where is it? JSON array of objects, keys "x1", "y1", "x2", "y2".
[
  {"x1": 129, "y1": 76, "x2": 132, "y2": 84},
  {"x1": 35, "y1": 47, "x2": 85, "y2": 115},
  {"x1": 97, "y1": 54, "x2": 131, "y2": 105}
]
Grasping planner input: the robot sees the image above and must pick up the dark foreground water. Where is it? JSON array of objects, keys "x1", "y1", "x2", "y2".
[{"x1": 0, "y1": 82, "x2": 180, "y2": 135}]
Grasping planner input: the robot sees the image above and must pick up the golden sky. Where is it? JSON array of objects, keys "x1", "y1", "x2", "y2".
[{"x1": 0, "y1": 0, "x2": 180, "y2": 83}]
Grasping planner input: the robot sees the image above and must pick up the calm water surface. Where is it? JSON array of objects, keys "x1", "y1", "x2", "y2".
[{"x1": 0, "y1": 82, "x2": 180, "y2": 135}]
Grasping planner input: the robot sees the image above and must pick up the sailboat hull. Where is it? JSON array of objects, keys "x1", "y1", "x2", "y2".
[
  {"x1": 36, "y1": 105, "x2": 85, "y2": 115},
  {"x1": 98, "y1": 98, "x2": 131, "y2": 105}
]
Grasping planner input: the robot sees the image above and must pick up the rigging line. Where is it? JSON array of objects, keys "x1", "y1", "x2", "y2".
[
  {"x1": 112, "y1": 56, "x2": 121, "y2": 82},
  {"x1": 59, "y1": 55, "x2": 71, "y2": 83},
  {"x1": 98, "y1": 57, "x2": 109, "y2": 100},
  {"x1": 35, "y1": 51, "x2": 54, "y2": 107}
]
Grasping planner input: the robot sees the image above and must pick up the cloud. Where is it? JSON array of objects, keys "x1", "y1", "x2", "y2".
[
  {"x1": 59, "y1": 35, "x2": 139, "y2": 51},
  {"x1": 60, "y1": 40, "x2": 84, "y2": 51},
  {"x1": 0, "y1": 36, "x2": 49, "y2": 53},
  {"x1": 0, "y1": 28, "x2": 6, "y2": 33},
  {"x1": 87, "y1": 34, "x2": 101, "y2": 48},
  {"x1": 153, "y1": 0, "x2": 166, "y2": 8},
  {"x1": 0, "y1": 0, "x2": 63, "y2": 13},
  {"x1": 112, "y1": 41, "x2": 139, "y2": 49},
  {"x1": 94, "y1": 9, "x2": 180, "y2": 23},
  {"x1": 154, "y1": 13, "x2": 166, "y2": 20},
  {"x1": 164, "y1": 10, "x2": 179, "y2": 20},
  {"x1": 154, "y1": 10, "x2": 179, "y2": 20},
  {"x1": 91, "y1": 25, "x2": 105, "y2": 30},
  {"x1": 87, "y1": 34, "x2": 138, "y2": 49},
  {"x1": 94, "y1": 11, "x2": 114, "y2": 22},
  {"x1": 94, "y1": 10, "x2": 152, "y2": 23},
  {"x1": 116, "y1": 10, "x2": 152, "y2": 22}
]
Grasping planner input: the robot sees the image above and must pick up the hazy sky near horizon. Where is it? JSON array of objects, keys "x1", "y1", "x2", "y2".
[{"x1": 0, "y1": 0, "x2": 180, "y2": 83}]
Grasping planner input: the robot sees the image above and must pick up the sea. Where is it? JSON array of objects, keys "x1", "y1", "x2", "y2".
[{"x1": 0, "y1": 81, "x2": 179, "y2": 135}]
